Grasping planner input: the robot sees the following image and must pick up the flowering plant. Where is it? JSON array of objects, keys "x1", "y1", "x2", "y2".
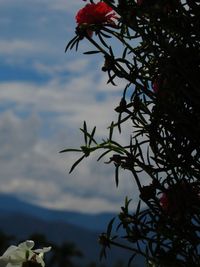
[
  {"x1": 63, "y1": 0, "x2": 200, "y2": 266},
  {"x1": 0, "y1": 240, "x2": 51, "y2": 267}
]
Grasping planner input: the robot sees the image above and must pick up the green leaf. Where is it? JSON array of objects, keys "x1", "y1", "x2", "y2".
[
  {"x1": 80, "y1": 129, "x2": 97, "y2": 145},
  {"x1": 98, "y1": 33, "x2": 110, "y2": 48},
  {"x1": 75, "y1": 39, "x2": 80, "y2": 51},
  {"x1": 83, "y1": 50, "x2": 101, "y2": 55},
  {"x1": 89, "y1": 126, "x2": 97, "y2": 146},
  {"x1": 108, "y1": 121, "x2": 114, "y2": 141},
  {"x1": 115, "y1": 164, "x2": 119, "y2": 187},
  {"x1": 97, "y1": 150, "x2": 111, "y2": 161},
  {"x1": 82, "y1": 121, "x2": 88, "y2": 145},
  {"x1": 65, "y1": 36, "x2": 78, "y2": 52},
  {"x1": 135, "y1": 200, "x2": 141, "y2": 216},
  {"x1": 59, "y1": 148, "x2": 82, "y2": 153},
  {"x1": 107, "y1": 217, "x2": 115, "y2": 237},
  {"x1": 69, "y1": 155, "x2": 85, "y2": 173},
  {"x1": 122, "y1": 46, "x2": 128, "y2": 59},
  {"x1": 128, "y1": 253, "x2": 136, "y2": 267},
  {"x1": 107, "y1": 72, "x2": 117, "y2": 86},
  {"x1": 99, "y1": 247, "x2": 107, "y2": 260},
  {"x1": 124, "y1": 196, "x2": 132, "y2": 212}
]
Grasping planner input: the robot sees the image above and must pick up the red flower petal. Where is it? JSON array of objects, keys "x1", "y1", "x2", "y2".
[
  {"x1": 76, "y1": 2, "x2": 116, "y2": 26},
  {"x1": 160, "y1": 193, "x2": 169, "y2": 211}
]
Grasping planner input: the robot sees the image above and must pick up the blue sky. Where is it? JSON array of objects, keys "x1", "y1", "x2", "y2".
[{"x1": 0, "y1": 0, "x2": 142, "y2": 213}]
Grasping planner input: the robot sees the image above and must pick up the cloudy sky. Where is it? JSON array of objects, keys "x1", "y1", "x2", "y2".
[{"x1": 0, "y1": 0, "x2": 141, "y2": 214}]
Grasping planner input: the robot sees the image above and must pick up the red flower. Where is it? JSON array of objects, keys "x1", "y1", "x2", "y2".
[
  {"x1": 76, "y1": 2, "x2": 116, "y2": 26},
  {"x1": 137, "y1": 0, "x2": 144, "y2": 6},
  {"x1": 152, "y1": 80, "x2": 159, "y2": 93},
  {"x1": 159, "y1": 192, "x2": 169, "y2": 211}
]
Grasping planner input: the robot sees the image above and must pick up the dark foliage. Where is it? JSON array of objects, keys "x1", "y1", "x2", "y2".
[{"x1": 63, "y1": 1, "x2": 200, "y2": 266}]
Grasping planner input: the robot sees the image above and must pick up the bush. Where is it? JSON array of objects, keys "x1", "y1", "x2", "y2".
[{"x1": 63, "y1": 1, "x2": 200, "y2": 266}]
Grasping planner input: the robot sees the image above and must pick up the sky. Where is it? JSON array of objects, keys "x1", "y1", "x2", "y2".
[{"x1": 0, "y1": 0, "x2": 143, "y2": 214}]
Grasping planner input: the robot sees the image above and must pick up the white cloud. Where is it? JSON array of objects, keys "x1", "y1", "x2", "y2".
[
  {"x1": 0, "y1": 111, "x2": 40, "y2": 158},
  {"x1": 0, "y1": 0, "x2": 82, "y2": 11},
  {"x1": 0, "y1": 40, "x2": 48, "y2": 56},
  {"x1": 33, "y1": 59, "x2": 92, "y2": 76},
  {"x1": 0, "y1": 0, "x2": 79, "y2": 68},
  {"x1": 38, "y1": 194, "x2": 126, "y2": 214},
  {"x1": 0, "y1": 110, "x2": 139, "y2": 213},
  {"x1": 0, "y1": 65, "x2": 123, "y2": 128},
  {"x1": 0, "y1": 0, "x2": 146, "y2": 214},
  {"x1": 48, "y1": 0, "x2": 83, "y2": 12}
]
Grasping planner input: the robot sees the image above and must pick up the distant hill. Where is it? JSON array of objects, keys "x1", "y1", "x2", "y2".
[
  {"x1": 0, "y1": 194, "x2": 144, "y2": 266},
  {"x1": 0, "y1": 193, "x2": 115, "y2": 232}
]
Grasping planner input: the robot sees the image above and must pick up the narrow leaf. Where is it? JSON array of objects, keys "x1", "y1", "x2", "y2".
[
  {"x1": 83, "y1": 50, "x2": 101, "y2": 55},
  {"x1": 59, "y1": 148, "x2": 82, "y2": 153},
  {"x1": 97, "y1": 150, "x2": 111, "y2": 161},
  {"x1": 109, "y1": 121, "x2": 114, "y2": 141},
  {"x1": 99, "y1": 247, "x2": 107, "y2": 260},
  {"x1": 80, "y1": 128, "x2": 97, "y2": 145},
  {"x1": 136, "y1": 200, "x2": 141, "y2": 216},
  {"x1": 98, "y1": 33, "x2": 109, "y2": 48},
  {"x1": 128, "y1": 253, "x2": 136, "y2": 267},
  {"x1": 89, "y1": 126, "x2": 96, "y2": 146},
  {"x1": 69, "y1": 155, "x2": 85, "y2": 173},
  {"x1": 107, "y1": 217, "x2": 115, "y2": 237},
  {"x1": 115, "y1": 164, "x2": 119, "y2": 187},
  {"x1": 83, "y1": 121, "x2": 88, "y2": 145},
  {"x1": 65, "y1": 36, "x2": 78, "y2": 52}
]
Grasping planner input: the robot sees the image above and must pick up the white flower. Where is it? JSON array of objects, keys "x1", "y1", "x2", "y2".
[{"x1": 0, "y1": 240, "x2": 51, "y2": 267}]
